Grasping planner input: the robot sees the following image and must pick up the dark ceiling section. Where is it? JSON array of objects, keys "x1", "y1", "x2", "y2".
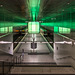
[
  {"x1": 0, "y1": 0, "x2": 28, "y2": 24},
  {"x1": 39, "y1": 0, "x2": 75, "y2": 22},
  {"x1": 13, "y1": 26, "x2": 27, "y2": 30},
  {"x1": 1, "y1": 0, "x2": 27, "y2": 17},
  {"x1": 0, "y1": 0, "x2": 75, "y2": 29},
  {"x1": 0, "y1": 0, "x2": 74, "y2": 22}
]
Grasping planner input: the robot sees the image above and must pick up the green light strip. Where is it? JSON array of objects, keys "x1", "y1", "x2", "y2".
[
  {"x1": 0, "y1": 22, "x2": 27, "y2": 28},
  {"x1": 54, "y1": 26, "x2": 59, "y2": 33},
  {"x1": 54, "y1": 26, "x2": 71, "y2": 34},
  {"x1": 28, "y1": 0, "x2": 40, "y2": 21},
  {"x1": 41, "y1": 22, "x2": 75, "y2": 29}
]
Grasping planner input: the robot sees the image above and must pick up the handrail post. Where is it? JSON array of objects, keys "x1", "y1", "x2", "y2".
[
  {"x1": 18, "y1": 57, "x2": 20, "y2": 63},
  {"x1": 2, "y1": 61, "x2": 4, "y2": 75},
  {"x1": 9, "y1": 62, "x2": 10, "y2": 72},
  {"x1": 16, "y1": 56, "x2": 17, "y2": 64},
  {"x1": 11, "y1": 57, "x2": 13, "y2": 64},
  {"x1": 20, "y1": 55, "x2": 22, "y2": 63}
]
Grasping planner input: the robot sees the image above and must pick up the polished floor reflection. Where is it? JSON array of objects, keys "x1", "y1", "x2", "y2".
[
  {"x1": 17, "y1": 34, "x2": 50, "y2": 53},
  {"x1": 14, "y1": 33, "x2": 54, "y2": 63}
]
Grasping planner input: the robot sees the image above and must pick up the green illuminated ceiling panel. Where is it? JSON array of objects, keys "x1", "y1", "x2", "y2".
[
  {"x1": 54, "y1": 26, "x2": 59, "y2": 33},
  {"x1": 54, "y1": 26, "x2": 71, "y2": 34},
  {"x1": 28, "y1": 22, "x2": 40, "y2": 33},
  {"x1": 4, "y1": 27, "x2": 8, "y2": 33},
  {"x1": 0, "y1": 27, "x2": 13, "y2": 33},
  {"x1": 28, "y1": 0, "x2": 40, "y2": 21},
  {"x1": 9, "y1": 27, "x2": 13, "y2": 32},
  {"x1": 0, "y1": 27, "x2": 5, "y2": 33},
  {"x1": 59, "y1": 27, "x2": 71, "y2": 34}
]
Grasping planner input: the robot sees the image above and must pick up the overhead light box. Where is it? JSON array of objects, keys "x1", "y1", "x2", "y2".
[
  {"x1": 28, "y1": 22, "x2": 40, "y2": 33},
  {"x1": 54, "y1": 26, "x2": 71, "y2": 34}
]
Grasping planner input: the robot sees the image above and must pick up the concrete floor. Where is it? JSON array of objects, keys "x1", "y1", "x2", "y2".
[
  {"x1": 0, "y1": 33, "x2": 55, "y2": 63},
  {"x1": 1, "y1": 34, "x2": 75, "y2": 74},
  {"x1": 15, "y1": 33, "x2": 55, "y2": 63},
  {"x1": 14, "y1": 53, "x2": 54, "y2": 63},
  {"x1": 17, "y1": 34, "x2": 50, "y2": 53}
]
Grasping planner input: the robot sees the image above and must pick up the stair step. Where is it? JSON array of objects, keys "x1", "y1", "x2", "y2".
[
  {"x1": 14, "y1": 64, "x2": 72, "y2": 67},
  {"x1": 10, "y1": 66, "x2": 75, "y2": 74},
  {"x1": 13, "y1": 62, "x2": 56, "y2": 65}
]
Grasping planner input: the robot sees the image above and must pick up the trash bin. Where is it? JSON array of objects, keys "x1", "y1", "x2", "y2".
[{"x1": 31, "y1": 43, "x2": 37, "y2": 49}]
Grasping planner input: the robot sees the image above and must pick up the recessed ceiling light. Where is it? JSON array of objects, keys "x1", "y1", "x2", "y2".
[
  {"x1": 51, "y1": 18, "x2": 53, "y2": 20},
  {"x1": 0, "y1": 5, "x2": 3, "y2": 7},
  {"x1": 62, "y1": 9, "x2": 64, "y2": 11},
  {"x1": 67, "y1": 3, "x2": 70, "y2": 4}
]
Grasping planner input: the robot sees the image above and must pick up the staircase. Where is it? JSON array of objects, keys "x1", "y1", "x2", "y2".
[{"x1": 9, "y1": 63, "x2": 75, "y2": 74}]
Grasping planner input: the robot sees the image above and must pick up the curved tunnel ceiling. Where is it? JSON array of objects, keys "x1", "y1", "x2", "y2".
[{"x1": 0, "y1": 0, "x2": 75, "y2": 29}]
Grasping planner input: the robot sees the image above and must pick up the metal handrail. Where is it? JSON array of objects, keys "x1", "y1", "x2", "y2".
[
  {"x1": 18, "y1": 55, "x2": 22, "y2": 63},
  {"x1": 57, "y1": 56, "x2": 70, "y2": 60},
  {"x1": 57, "y1": 33, "x2": 74, "y2": 41},
  {"x1": 0, "y1": 33, "x2": 10, "y2": 38},
  {"x1": 0, "y1": 55, "x2": 23, "y2": 74},
  {"x1": 11, "y1": 55, "x2": 23, "y2": 64},
  {"x1": 40, "y1": 33, "x2": 53, "y2": 52},
  {"x1": 0, "y1": 60, "x2": 13, "y2": 74},
  {"x1": 57, "y1": 56, "x2": 75, "y2": 61},
  {"x1": 14, "y1": 33, "x2": 28, "y2": 53}
]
